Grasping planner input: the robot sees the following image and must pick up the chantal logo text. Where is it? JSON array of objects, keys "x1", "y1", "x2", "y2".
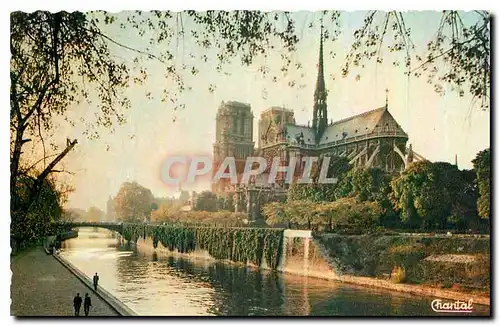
[{"x1": 431, "y1": 299, "x2": 473, "y2": 313}]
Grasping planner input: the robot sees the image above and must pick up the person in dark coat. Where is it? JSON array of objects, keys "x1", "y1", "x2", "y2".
[
  {"x1": 84, "y1": 293, "x2": 92, "y2": 316},
  {"x1": 73, "y1": 293, "x2": 82, "y2": 316},
  {"x1": 93, "y1": 273, "x2": 99, "y2": 291}
]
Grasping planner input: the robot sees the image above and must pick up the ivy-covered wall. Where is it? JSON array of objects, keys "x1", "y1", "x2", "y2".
[{"x1": 120, "y1": 223, "x2": 284, "y2": 269}]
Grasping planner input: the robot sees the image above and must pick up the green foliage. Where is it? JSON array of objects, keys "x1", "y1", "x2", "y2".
[
  {"x1": 121, "y1": 223, "x2": 284, "y2": 269},
  {"x1": 193, "y1": 191, "x2": 218, "y2": 212},
  {"x1": 11, "y1": 176, "x2": 64, "y2": 243},
  {"x1": 153, "y1": 209, "x2": 247, "y2": 227},
  {"x1": 318, "y1": 198, "x2": 383, "y2": 230},
  {"x1": 336, "y1": 167, "x2": 390, "y2": 202},
  {"x1": 262, "y1": 201, "x2": 289, "y2": 226},
  {"x1": 287, "y1": 157, "x2": 351, "y2": 203},
  {"x1": 390, "y1": 161, "x2": 480, "y2": 230},
  {"x1": 387, "y1": 243, "x2": 427, "y2": 269},
  {"x1": 472, "y1": 148, "x2": 490, "y2": 219},
  {"x1": 216, "y1": 193, "x2": 235, "y2": 211},
  {"x1": 10, "y1": 11, "x2": 127, "y2": 243},
  {"x1": 264, "y1": 197, "x2": 382, "y2": 231}
]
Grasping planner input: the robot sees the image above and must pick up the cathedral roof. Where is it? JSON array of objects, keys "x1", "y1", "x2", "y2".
[
  {"x1": 281, "y1": 106, "x2": 407, "y2": 147},
  {"x1": 284, "y1": 124, "x2": 316, "y2": 145},
  {"x1": 319, "y1": 106, "x2": 407, "y2": 144}
]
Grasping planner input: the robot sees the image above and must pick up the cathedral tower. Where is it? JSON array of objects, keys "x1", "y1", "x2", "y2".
[{"x1": 212, "y1": 101, "x2": 254, "y2": 193}]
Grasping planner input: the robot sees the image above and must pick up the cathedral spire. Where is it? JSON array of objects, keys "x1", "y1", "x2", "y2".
[{"x1": 312, "y1": 23, "x2": 328, "y2": 144}]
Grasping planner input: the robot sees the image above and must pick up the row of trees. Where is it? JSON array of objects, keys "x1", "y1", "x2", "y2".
[
  {"x1": 264, "y1": 149, "x2": 490, "y2": 232},
  {"x1": 151, "y1": 209, "x2": 247, "y2": 227},
  {"x1": 107, "y1": 147, "x2": 491, "y2": 231},
  {"x1": 10, "y1": 11, "x2": 489, "y2": 245},
  {"x1": 263, "y1": 198, "x2": 382, "y2": 231}
]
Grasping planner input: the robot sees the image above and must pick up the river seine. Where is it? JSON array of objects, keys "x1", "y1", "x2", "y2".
[{"x1": 59, "y1": 227, "x2": 489, "y2": 316}]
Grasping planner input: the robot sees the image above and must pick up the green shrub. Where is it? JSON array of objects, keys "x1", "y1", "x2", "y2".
[{"x1": 388, "y1": 243, "x2": 427, "y2": 268}]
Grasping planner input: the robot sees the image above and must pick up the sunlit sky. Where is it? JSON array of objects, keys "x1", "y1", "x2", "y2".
[{"x1": 46, "y1": 11, "x2": 489, "y2": 211}]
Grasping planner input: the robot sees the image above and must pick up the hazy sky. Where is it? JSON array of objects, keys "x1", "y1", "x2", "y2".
[{"x1": 48, "y1": 11, "x2": 489, "y2": 211}]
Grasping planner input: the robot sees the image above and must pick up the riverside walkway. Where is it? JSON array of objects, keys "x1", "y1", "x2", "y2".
[{"x1": 10, "y1": 247, "x2": 118, "y2": 317}]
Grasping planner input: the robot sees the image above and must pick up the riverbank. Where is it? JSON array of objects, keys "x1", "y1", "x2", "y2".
[
  {"x1": 311, "y1": 233, "x2": 490, "y2": 306},
  {"x1": 133, "y1": 235, "x2": 490, "y2": 308},
  {"x1": 325, "y1": 274, "x2": 489, "y2": 306},
  {"x1": 10, "y1": 247, "x2": 119, "y2": 316}
]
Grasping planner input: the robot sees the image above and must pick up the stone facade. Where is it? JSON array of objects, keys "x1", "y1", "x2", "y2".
[
  {"x1": 212, "y1": 32, "x2": 425, "y2": 218},
  {"x1": 212, "y1": 101, "x2": 254, "y2": 193}
]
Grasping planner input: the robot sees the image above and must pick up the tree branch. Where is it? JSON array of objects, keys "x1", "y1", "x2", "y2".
[
  {"x1": 26, "y1": 139, "x2": 78, "y2": 210},
  {"x1": 86, "y1": 25, "x2": 166, "y2": 64}
]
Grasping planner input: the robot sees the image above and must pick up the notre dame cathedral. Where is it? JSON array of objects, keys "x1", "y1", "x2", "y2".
[{"x1": 212, "y1": 31, "x2": 424, "y2": 218}]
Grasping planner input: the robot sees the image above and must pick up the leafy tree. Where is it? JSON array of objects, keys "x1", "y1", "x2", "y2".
[
  {"x1": 264, "y1": 198, "x2": 382, "y2": 231},
  {"x1": 288, "y1": 157, "x2": 351, "y2": 202},
  {"x1": 113, "y1": 182, "x2": 154, "y2": 222},
  {"x1": 10, "y1": 12, "x2": 127, "y2": 225},
  {"x1": 317, "y1": 197, "x2": 382, "y2": 230},
  {"x1": 262, "y1": 201, "x2": 289, "y2": 227},
  {"x1": 193, "y1": 191, "x2": 218, "y2": 212},
  {"x1": 11, "y1": 175, "x2": 64, "y2": 244},
  {"x1": 151, "y1": 203, "x2": 181, "y2": 223},
  {"x1": 9, "y1": 10, "x2": 299, "y2": 241},
  {"x1": 152, "y1": 207, "x2": 246, "y2": 226},
  {"x1": 335, "y1": 167, "x2": 399, "y2": 228},
  {"x1": 263, "y1": 200, "x2": 318, "y2": 229},
  {"x1": 286, "y1": 200, "x2": 319, "y2": 229},
  {"x1": 472, "y1": 148, "x2": 490, "y2": 218},
  {"x1": 390, "y1": 161, "x2": 479, "y2": 230},
  {"x1": 334, "y1": 167, "x2": 388, "y2": 201},
  {"x1": 448, "y1": 169, "x2": 481, "y2": 230}
]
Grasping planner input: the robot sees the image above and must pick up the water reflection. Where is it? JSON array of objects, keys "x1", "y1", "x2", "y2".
[{"x1": 60, "y1": 228, "x2": 490, "y2": 316}]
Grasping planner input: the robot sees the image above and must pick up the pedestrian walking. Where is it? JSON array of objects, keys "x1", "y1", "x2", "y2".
[
  {"x1": 84, "y1": 293, "x2": 92, "y2": 316},
  {"x1": 73, "y1": 293, "x2": 82, "y2": 316},
  {"x1": 93, "y1": 273, "x2": 99, "y2": 291}
]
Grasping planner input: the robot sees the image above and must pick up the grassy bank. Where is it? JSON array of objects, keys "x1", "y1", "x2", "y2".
[{"x1": 313, "y1": 233, "x2": 490, "y2": 294}]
